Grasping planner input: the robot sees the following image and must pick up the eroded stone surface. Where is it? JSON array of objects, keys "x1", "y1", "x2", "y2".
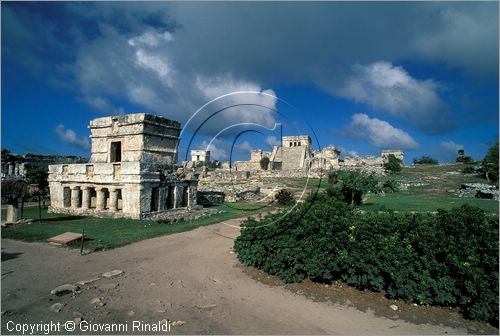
[
  {"x1": 51, "y1": 284, "x2": 79, "y2": 296},
  {"x1": 102, "y1": 270, "x2": 123, "y2": 278}
]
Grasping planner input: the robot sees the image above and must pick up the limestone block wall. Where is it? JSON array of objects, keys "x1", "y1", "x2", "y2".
[
  {"x1": 234, "y1": 161, "x2": 261, "y2": 171},
  {"x1": 282, "y1": 146, "x2": 309, "y2": 170},
  {"x1": 191, "y1": 150, "x2": 210, "y2": 163},
  {"x1": 89, "y1": 113, "x2": 181, "y2": 168},
  {"x1": 381, "y1": 150, "x2": 405, "y2": 163},
  {"x1": 282, "y1": 135, "x2": 311, "y2": 148},
  {"x1": 250, "y1": 149, "x2": 272, "y2": 162}
]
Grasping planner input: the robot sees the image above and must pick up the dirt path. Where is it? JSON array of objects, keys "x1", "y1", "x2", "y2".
[{"x1": 0, "y1": 218, "x2": 483, "y2": 334}]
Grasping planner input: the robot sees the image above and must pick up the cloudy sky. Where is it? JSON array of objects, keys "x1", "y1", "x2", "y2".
[{"x1": 2, "y1": 2, "x2": 498, "y2": 163}]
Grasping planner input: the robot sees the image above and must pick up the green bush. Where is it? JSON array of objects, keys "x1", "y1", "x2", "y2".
[
  {"x1": 481, "y1": 141, "x2": 499, "y2": 184},
  {"x1": 382, "y1": 179, "x2": 399, "y2": 192},
  {"x1": 384, "y1": 154, "x2": 402, "y2": 174},
  {"x1": 235, "y1": 193, "x2": 499, "y2": 324},
  {"x1": 461, "y1": 165, "x2": 476, "y2": 174},
  {"x1": 456, "y1": 155, "x2": 473, "y2": 163},
  {"x1": 413, "y1": 155, "x2": 438, "y2": 165},
  {"x1": 275, "y1": 189, "x2": 295, "y2": 206},
  {"x1": 327, "y1": 170, "x2": 378, "y2": 205}
]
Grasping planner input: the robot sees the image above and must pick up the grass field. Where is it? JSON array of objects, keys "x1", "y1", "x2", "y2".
[
  {"x1": 2, "y1": 163, "x2": 497, "y2": 250},
  {"x1": 361, "y1": 163, "x2": 498, "y2": 213},
  {"x1": 1, "y1": 203, "x2": 264, "y2": 251}
]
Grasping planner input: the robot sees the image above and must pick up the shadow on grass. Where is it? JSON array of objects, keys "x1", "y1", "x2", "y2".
[{"x1": 40, "y1": 216, "x2": 86, "y2": 222}]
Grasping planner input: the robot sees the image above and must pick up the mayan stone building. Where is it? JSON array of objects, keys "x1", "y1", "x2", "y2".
[
  {"x1": 380, "y1": 149, "x2": 405, "y2": 163},
  {"x1": 190, "y1": 150, "x2": 210, "y2": 164},
  {"x1": 48, "y1": 113, "x2": 198, "y2": 219}
]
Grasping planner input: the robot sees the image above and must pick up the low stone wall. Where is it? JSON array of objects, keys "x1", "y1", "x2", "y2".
[
  {"x1": 456, "y1": 183, "x2": 499, "y2": 200},
  {"x1": 49, "y1": 206, "x2": 137, "y2": 219},
  {"x1": 197, "y1": 191, "x2": 225, "y2": 205},
  {"x1": 151, "y1": 206, "x2": 222, "y2": 224}
]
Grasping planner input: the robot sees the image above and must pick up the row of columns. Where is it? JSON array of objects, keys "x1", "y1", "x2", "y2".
[
  {"x1": 4, "y1": 162, "x2": 24, "y2": 176},
  {"x1": 70, "y1": 186, "x2": 121, "y2": 211}
]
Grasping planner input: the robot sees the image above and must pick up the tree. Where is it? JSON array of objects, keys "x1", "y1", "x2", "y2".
[
  {"x1": 26, "y1": 165, "x2": 49, "y2": 210},
  {"x1": 327, "y1": 170, "x2": 378, "y2": 205},
  {"x1": 481, "y1": 140, "x2": 499, "y2": 184},
  {"x1": 274, "y1": 189, "x2": 295, "y2": 206},
  {"x1": 456, "y1": 155, "x2": 473, "y2": 163},
  {"x1": 384, "y1": 154, "x2": 402, "y2": 174},
  {"x1": 260, "y1": 156, "x2": 270, "y2": 170},
  {"x1": 413, "y1": 155, "x2": 438, "y2": 165},
  {"x1": 1, "y1": 179, "x2": 28, "y2": 222}
]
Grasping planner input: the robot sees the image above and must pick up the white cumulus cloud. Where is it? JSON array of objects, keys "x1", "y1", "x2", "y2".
[
  {"x1": 266, "y1": 136, "x2": 281, "y2": 147},
  {"x1": 335, "y1": 61, "x2": 453, "y2": 134},
  {"x1": 54, "y1": 124, "x2": 90, "y2": 150},
  {"x1": 341, "y1": 113, "x2": 418, "y2": 149}
]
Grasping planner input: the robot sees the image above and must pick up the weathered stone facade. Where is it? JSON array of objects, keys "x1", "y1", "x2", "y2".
[
  {"x1": 381, "y1": 149, "x2": 405, "y2": 163},
  {"x1": 48, "y1": 113, "x2": 198, "y2": 219},
  {"x1": 191, "y1": 150, "x2": 210, "y2": 164}
]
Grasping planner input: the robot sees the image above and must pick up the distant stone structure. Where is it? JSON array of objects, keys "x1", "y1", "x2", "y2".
[
  {"x1": 191, "y1": 150, "x2": 210, "y2": 164},
  {"x1": 381, "y1": 149, "x2": 405, "y2": 163},
  {"x1": 228, "y1": 135, "x2": 404, "y2": 175},
  {"x1": 1, "y1": 151, "x2": 86, "y2": 180},
  {"x1": 311, "y1": 146, "x2": 341, "y2": 170},
  {"x1": 48, "y1": 113, "x2": 199, "y2": 219}
]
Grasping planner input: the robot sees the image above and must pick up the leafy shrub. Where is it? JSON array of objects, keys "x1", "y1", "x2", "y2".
[
  {"x1": 461, "y1": 165, "x2": 476, "y2": 174},
  {"x1": 235, "y1": 195, "x2": 499, "y2": 324},
  {"x1": 275, "y1": 189, "x2": 295, "y2": 206},
  {"x1": 382, "y1": 179, "x2": 399, "y2": 192},
  {"x1": 327, "y1": 170, "x2": 378, "y2": 205},
  {"x1": 260, "y1": 157, "x2": 270, "y2": 170},
  {"x1": 456, "y1": 155, "x2": 473, "y2": 163},
  {"x1": 481, "y1": 141, "x2": 499, "y2": 184},
  {"x1": 384, "y1": 154, "x2": 402, "y2": 174},
  {"x1": 413, "y1": 155, "x2": 438, "y2": 165}
]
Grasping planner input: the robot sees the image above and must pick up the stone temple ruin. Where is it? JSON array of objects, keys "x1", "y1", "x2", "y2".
[
  {"x1": 191, "y1": 136, "x2": 404, "y2": 204},
  {"x1": 48, "y1": 113, "x2": 200, "y2": 220},
  {"x1": 191, "y1": 150, "x2": 210, "y2": 164},
  {"x1": 232, "y1": 135, "x2": 403, "y2": 174}
]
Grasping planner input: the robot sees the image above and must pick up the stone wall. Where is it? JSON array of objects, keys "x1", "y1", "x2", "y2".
[
  {"x1": 89, "y1": 113, "x2": 181, "y2": 169},
  {"x1": 381, "y1": 149, "x2": 405, "y2": 163},
  {"x1": 234, "y1": 161, "x2": 262, "y2": 171},
  {"x1": 49, "y1": 113, "x2": 198, "y2": 220},
  {"x1": 282, "y1": 135, "x2": 311, "y2": 148},
  {"x1": 281, "y1": 146, "x2": 309, "y2": 170},
  {"x1": 191, "y1": 150, "x2": 210, "y2": 163}
]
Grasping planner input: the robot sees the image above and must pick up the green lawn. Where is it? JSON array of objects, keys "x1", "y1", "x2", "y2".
[
  {"x1": 1, "y1": 204, "x2": 263, "y2": 251},
  {"x1": 361, "y1": 163, "x2": 499, "y2": 213}
]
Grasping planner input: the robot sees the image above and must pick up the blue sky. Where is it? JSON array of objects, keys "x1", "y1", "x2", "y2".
[{"x1": 2, "y1": 2, "x2": 498, "y2": 164}]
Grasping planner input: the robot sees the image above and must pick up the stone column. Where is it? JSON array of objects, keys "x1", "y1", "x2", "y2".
[
  {"x1": 6, "y1": 204, "x2": 18, "y2": 224},
  {"x1": 81, "y1": 186, "x2": 90, "y2": 209},
  {"x1": 70, "y1": 186, "x2": 81, "y2": 209},
  {"x1": 14, "y1": 163, "x2": 20, "y2": 176},
  {"x1": 96, "y1": 188, "x2": 106, "y2": 210},
  {"x1": 8, "y1": 163, "x2": 14, "y2": 176},
  {"x1": 188, "y1": 184, "x2": 197, "y2": 207},
  {"x1": 108, "y1": 188, "x2": 118, "y2": 211}
]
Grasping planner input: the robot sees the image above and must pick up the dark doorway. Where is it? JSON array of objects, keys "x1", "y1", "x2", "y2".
[
  {"x1": 63, "y1": 187, "x2": 71, "y2": 207},
  {"x1": 89, "y1": 188, "x2": 97, "y2": 208},
  {"x1": 182, "y1": 186, "x2": 189, "y2": 207},
  {"x1": 167, "y1": 186, "x2": 175, "y2": 209},
  {"x1": 77, "y1": 189, "x2": 82, "y2": 208},
  {"x1": 151, "y1": 187, "x2": 160, "y2": 212},
  {"x1": 110, "y1": 141, "x2": 122, "y2": 162}
]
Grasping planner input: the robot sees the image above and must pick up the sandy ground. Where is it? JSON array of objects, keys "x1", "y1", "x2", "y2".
[{"x1": 0, "y1": 218, "x2": 495, "y2": 335}]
